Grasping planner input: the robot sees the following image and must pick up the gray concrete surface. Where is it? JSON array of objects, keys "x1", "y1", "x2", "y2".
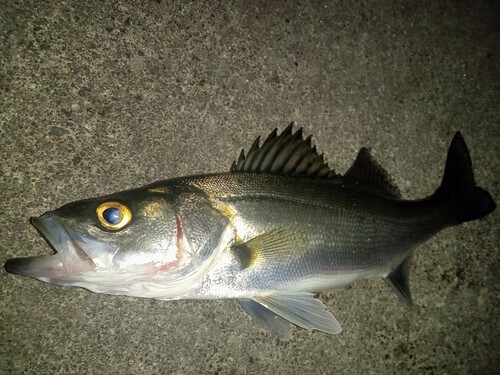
[{"x1": 1, "y1": 1, "x2": 498, "y2": 374}]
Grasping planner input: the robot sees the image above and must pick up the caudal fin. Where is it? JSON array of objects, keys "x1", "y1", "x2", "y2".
[{"x1": 436, "y1": 132, "x2": 495, "y2": 224}]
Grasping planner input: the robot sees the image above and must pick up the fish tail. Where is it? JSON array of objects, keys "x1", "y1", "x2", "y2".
[{"x1": 434, "y1": 132, "x2": 495, "y2": 224}]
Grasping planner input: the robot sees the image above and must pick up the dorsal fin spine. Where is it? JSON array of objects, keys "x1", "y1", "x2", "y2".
[
  {"x1": 262, "y1": 127, "x2": 294, "y2": 172},
  {"x1": 285, "y1": 136, "x2": 312, "y2": 172},
  {"x1": 308, "y1": 154, "x2": 326, "y2": 175},
  {"x1": 271, "y1": 129, "x2": 304, "y2": 172},
  {"x1": 296, "y1": 145, "x2": 318, "y2": 174},
  {"x1": 230, "y1": 124, "x2": 337, "y2": 179},
  {"x1": 254, "y1": 137, "x2": 276, "y2": 171}
]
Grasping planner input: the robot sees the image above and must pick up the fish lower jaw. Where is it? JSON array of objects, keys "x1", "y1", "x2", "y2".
[
  {"x1": 33, "y1": 268, "x2": 207, "y2": 300},
  {"x1": 5, "y1": 253, "x2": 94, "y2": 280}
]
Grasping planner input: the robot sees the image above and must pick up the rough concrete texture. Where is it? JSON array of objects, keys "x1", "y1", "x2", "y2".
[{"x1": 1, "y1": 1, "x2": 499, "y2": 374}]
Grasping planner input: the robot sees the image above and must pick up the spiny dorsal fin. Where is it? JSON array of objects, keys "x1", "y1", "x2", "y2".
[
  {"x1": 230, "y1": 123, "x2": 338, "y2": 178},
  {"x1": 343, "y1": 148, "x2": 401, "y2": 197}
]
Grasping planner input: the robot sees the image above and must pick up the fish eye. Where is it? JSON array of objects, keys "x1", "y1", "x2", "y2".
[{"x1": 96, "y1": 201, "x2": 132, "y2": 230}]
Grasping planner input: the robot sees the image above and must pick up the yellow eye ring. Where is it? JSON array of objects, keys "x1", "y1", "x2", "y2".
[{"x1": 96, "y1": 201, "x2": 132, "y2": 230}]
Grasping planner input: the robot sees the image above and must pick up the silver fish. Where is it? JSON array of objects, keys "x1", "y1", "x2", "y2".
[{"x1": 5, "y1": 124, "x2": 495, "y2": 339}]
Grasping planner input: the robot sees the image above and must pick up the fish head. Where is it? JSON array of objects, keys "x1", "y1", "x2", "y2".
[{"x1": 5, "y1": 187, "x2": 202, "y2": 297}]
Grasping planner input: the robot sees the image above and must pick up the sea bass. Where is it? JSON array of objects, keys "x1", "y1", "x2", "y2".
[{"x1": 5, "y1": 125, "x2": 495, "y2": 339}]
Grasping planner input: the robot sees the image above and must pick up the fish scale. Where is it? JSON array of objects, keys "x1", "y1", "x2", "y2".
[{"x1": 185, "y1": 173, "x2": 440, "y2": 291}]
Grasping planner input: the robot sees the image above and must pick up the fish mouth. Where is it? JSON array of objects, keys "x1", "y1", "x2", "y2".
[{"x1": 5, "y1": 213, "x2": 100, "y2": 281}]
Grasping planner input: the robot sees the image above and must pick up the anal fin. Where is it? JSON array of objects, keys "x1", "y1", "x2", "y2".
[{"x1": 383, "y1": 257, "x2": 413, "y2": 305}]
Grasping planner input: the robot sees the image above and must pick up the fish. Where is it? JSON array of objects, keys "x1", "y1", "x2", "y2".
[{"x1": 5, "y1": 124, "x2": 496, "y2": 340}]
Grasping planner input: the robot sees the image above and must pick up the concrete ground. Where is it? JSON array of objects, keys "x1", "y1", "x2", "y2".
[{"x1": 1, "y1": 1, "x2": 498, "y2": 374}]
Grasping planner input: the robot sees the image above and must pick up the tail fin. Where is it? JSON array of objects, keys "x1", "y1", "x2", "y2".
[{"x1": 435, "y1": 132, "x2": 495, "y2": 224}]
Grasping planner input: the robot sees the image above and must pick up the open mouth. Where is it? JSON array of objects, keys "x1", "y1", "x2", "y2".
[{"x1": 5, "y1": 213, "x2": 97, "y2": 280}]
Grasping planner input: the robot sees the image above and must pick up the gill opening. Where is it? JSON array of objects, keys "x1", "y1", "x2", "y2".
[{"x1": 175, "y1": 213, "x2": 198, "y2": 267}]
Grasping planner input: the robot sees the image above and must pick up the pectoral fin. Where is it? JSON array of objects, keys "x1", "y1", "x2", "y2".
[
  {"x1": 241, "y1": 292, "x2": 342, "y2": 339},
  {"x1": 231, "y1": 227, "x2": 309, "y2": 269},
  {"x1": 383, "y1": 257, "x2": 413, "y2": 305}
]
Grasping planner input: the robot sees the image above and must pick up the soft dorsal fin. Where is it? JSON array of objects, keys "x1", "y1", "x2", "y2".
[
  {"x1": 343, "y1": 147, "x2": 401, "y2": 197},
  {"x1": 230, "y1": 123, "x2": 338, "y2": 178}
]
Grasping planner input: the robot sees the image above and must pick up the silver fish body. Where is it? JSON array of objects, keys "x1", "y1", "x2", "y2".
[
  {"x1": 179, "y1": 173, "x2": 449, "y2": 298},
  {"x1": 5, "y1": 125, "x2": 495, "y2": 339}
]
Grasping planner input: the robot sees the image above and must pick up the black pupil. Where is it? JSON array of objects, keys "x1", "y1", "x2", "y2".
[{"x1": 103, "y1": 207, "x2": 122, "y2": 225}]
